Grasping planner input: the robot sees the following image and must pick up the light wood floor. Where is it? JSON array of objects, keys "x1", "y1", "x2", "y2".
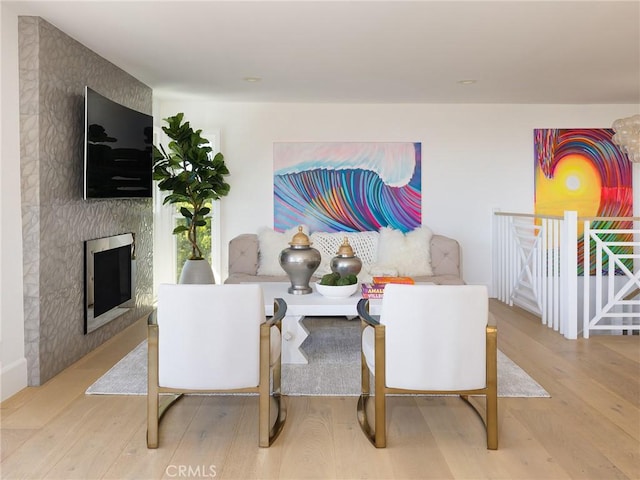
[{"x1": 1, "y1": 300, "x2": 639, "y2": 480}]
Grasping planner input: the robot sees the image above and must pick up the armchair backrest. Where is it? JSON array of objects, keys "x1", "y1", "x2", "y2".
[
  {"x1": 157, "y1": 283, "x2": 265, "y2": 390},
  {"x1": 380, "y1": 284, "x2": 488, "y2": 391}
]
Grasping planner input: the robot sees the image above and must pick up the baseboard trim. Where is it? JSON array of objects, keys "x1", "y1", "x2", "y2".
[{"x1": 1, "y1": 356, "x2": 28, "y2": 402}]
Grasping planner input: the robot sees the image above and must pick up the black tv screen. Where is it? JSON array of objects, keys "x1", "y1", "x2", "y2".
[{"x1": 84, "y1": 86, "x2": 153, "y2": 199}]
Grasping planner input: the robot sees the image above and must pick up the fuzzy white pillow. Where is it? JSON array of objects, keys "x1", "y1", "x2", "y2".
[
  {"x1": 376, "y1": 226, "x2": 433, "y2": 277},
  {"x1": 257, "y1": 226, "x2": 309, "y2": 276}
]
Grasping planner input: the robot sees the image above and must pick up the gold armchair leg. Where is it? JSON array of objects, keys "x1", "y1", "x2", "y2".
[
  {"x1": 461, "y1": 324, "x2": 498, "y2": 450},
  {"x1": 260, "y1": 393, "x2": 287, "y2": 447},
  {"x1": 147, "y1": 324, "x2": 159, "y2": 449},
  {"x1": 270, "y1": 343, "x2": 287, "y2": 445},
  {"x1": 259, "y1": 376, "x2": 287, "y2": 447},
  {"x1": 358, "y1": 388, "x2": 387, "y2": 448},
  {"x1": 147, "y1": 323, "x2": 183, "y2": 448},
  {"x1": 486, "y1": 388, "x2": 498, "y2": 450},
  {"x1": 147, "y1": 393, "x2": 158, "y2": 448},
  {"x1": 373, "y1": 325, "x2": 386, "y2": 448},
  {"x1": 357, "y1": 323, "x2": 387, "y2": 448},
  {"x1": 357, "y1": 320, "x2": 374, "y2": 446},
  {"x1": 486, "y1": 325, "x2": 498, "y2": 450},
  {"x1": 360, "y1": 320, "x2": 370, "y2": 396},
  {"x1": 259, "y1": 320, "x2": 287, "y2": 447}
]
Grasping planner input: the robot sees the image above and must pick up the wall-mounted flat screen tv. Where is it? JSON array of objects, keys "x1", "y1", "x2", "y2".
[{"x1": 84, "y1": 86, "x2": 153, "y2": 199}]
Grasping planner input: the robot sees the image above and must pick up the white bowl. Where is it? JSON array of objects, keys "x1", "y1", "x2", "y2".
[{"x1": 315, "y1": 282, "x2": 359, "y2": 298}]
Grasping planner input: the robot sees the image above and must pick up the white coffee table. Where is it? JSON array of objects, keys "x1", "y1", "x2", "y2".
[{"x1": 260, "y1": 282, "x2": 381, "y2": 364}]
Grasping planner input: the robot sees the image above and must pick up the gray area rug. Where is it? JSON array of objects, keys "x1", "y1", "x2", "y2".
[{"x1": 86, "y1": 317, "x2": 550, "y2": 398}]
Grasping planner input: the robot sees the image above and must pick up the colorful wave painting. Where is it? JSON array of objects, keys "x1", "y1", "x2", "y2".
[
  {"x1": 534, "y1": 128, "x2": 633, "y2": 275},
  {"x1": 274, "y1": 142, "x2": 421, "y2": 233}
]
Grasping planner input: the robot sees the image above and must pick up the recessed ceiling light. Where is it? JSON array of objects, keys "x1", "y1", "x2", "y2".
[
  {"x1": 243, "y1": 77, "x2": 262, "y2": 83},
  {"x1": 457, "y1": 80, "x2": 477, "y2": 85}
]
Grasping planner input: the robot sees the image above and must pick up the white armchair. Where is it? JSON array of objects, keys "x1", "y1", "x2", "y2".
[
  {"x1": 357, "y1": 283, "x2": 498, "y2": 449},
  {"x1": 147, "y1": 283, "x2": 287, "y2": 448}
]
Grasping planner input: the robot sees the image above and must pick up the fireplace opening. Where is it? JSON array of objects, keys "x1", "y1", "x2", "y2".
[{"x1": 84, "y1": 233, "x2": 135, "y2": 334}]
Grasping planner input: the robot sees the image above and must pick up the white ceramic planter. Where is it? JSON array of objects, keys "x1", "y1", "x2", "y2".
[{"x1": 179, "y1": 258, "x2": 215, "y2": 284}]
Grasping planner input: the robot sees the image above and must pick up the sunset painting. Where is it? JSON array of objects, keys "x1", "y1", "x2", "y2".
[{"x1": 534, "y1": 128, "x2": 633, "y2": 274}]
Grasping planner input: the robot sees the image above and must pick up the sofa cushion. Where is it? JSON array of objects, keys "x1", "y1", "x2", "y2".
[
  {"x1": 257, "y1": 226, "x2": 309, "y2": 276},
  {"x1": 227, "y1": 233, "x2": 260, "y2": 276},
  {"x1": 430, "y1": 234, "x2": 461, "y2": 277},
  {"x1": 376, "y1": 226, "x2": 434, "y2": 277}
]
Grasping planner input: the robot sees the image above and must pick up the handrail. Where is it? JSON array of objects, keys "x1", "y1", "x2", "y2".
[
  {"x1": 493, "y1": 212, "x2": 564, "y2": 220},
  {"x1": 495, "y1": 211, "x2": 640, "y2": 222}
]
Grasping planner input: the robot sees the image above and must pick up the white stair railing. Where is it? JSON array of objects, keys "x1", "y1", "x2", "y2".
[
  {"x1": 493, "y1": 210, "x2": 640, "y2": 339},
  {"x1": 493, "y1": 211, "x2": 573, "y2": 337},
  {"x1": 582, "y1": 218, "x2": 640, "y2": 338}
]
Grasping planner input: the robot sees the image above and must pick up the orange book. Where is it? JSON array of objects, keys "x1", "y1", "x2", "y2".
[{"x1": 372, "y1": 276, "x2": 415, "y2": 285}]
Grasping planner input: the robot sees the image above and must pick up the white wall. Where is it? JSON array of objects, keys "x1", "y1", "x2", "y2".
[
  {"x1": 155, "y1": 100, "x2": 639, "y2": 288},
  {"x1": 1, "y1": 3, "x2": 28, "y2": 401}
]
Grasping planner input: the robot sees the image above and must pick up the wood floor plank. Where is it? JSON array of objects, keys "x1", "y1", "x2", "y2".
[
  {"x1": 515, "y1": 385, "x2": 640, "y2": 479},
  {"x1": 1, "y1": 302, "x2": 638, "y2": 479},
  {"x1": 41, "y1": 396, "x2": 143, "y2": 480},
  {"x1": 216, "y1": 397, "x2": 284, "y2": 480},
  {"x1": 1, "y1": 396, "x2": 120, "y2": 479},
  {"x1": 420, "y1": 397, "x2": 569, "y2": 480},
  {"x1": 492, "y1": 406, "x2": 571, "y2": 480},
  {"x1": 1, "y1": 376, "x2": 94, "y2": 430},
  {"x1": 277, "y1": 396, "x2": 337, "y2": 479},
  {"x1": 384, "y1": 397, "x2": 453, "y2": 479},
  {"x1": 0, "y1": 385, "x2": 38, "y2": 414},
  {"x1": 103, "y1": 395, "x2": 205, "y2": 480},
  {"x1": 1, "y1": 316, "x2": 148, "y2": 431},
  {"x1": 561, "y1": 376, "x2": 639, "y2": 441},
  {"x1": 568, "y1": 342, "x2": 640, "y2": 406},
  {"x1": 212, "y1": 394, "x2": 285, "y2": 480},
  {"x1": 0, "y1": 427, "x2": 37, "y2": 462},
  {"x1": 509, "y1": 404, "x2": 631, "y2": 480},
  {"x1": 418, "y1": 397, "x2": 497, "y2": 478},
  {"x1": 165, "y1": 395, "x2": 249, "y2": 479},
  {"x1": 603, "y1": 336, "x2": 640, "y2": 363},
  {"x1": 329, "y1": 396, "x2": 396, "y2": 480}
]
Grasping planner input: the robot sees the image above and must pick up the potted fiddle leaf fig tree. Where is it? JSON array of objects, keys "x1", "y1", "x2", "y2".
[{"x1": 153, "y1": 113, "x2": 230, "y2": 283}]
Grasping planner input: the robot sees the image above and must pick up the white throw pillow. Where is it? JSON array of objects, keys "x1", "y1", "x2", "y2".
[
  {"x1": 368, "y1": 264, "x2": 399, "y2": 278},
  {"x1": 310, "y1": 231, "x2": 379, "y2": 277},
  {"x1": 376, "y1": 226, "x2": 433, "y2": 277},
  {"x1": 257, "y1": 226, "x2": 309, "y2": 276}
]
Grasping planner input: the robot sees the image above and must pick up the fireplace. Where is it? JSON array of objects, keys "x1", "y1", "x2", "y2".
[{"x1": 84, "y1": 233, "x2": 135, "y2": 334}]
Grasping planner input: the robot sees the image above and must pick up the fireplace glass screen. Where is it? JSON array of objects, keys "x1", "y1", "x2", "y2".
[{"x1": 84, "y1": 233, "x2": 134, "y2": 334}]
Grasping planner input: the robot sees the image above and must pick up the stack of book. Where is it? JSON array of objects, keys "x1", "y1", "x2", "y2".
[{"x1": 361, "y1": 276, "x2": 415, "y2": 299}]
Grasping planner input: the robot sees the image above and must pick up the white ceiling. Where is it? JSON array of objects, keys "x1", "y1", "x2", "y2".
[{"x1": 6, "y1": 0, "x2": 640, "y2": 104}]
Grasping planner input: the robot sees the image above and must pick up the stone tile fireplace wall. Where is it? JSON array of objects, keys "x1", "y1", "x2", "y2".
[{"x1": 19, "y1": 17, "x2": 153, "y2": 385}]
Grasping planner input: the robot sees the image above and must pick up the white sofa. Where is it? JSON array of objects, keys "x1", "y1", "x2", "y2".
[{"x1": 225, "y1": 228, "x2": 463, "y2": 285}]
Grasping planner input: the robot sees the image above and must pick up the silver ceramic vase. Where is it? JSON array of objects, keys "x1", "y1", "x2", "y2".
[
  {"x1": 330, "y1": 237, "x2": 362, "y2": 277},
  {"x1": 279, "y1": 227, "x2": 321, "y2": 294}
]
